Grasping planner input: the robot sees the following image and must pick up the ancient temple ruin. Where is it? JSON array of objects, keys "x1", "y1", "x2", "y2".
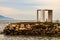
[{"x1": 37, "y1": 9, "x2": 53, "y2": 22}]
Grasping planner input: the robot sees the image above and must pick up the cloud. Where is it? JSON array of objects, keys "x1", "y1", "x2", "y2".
[
  {"x1": 0, "y1": 7, "x2": 19, "y2": 14},
  {"x1": 34, "y1": 0, "x2": 60, "y2": 3},
  {"x1": 0, "y1": 0, "x2": 60, "y2": 20},
  {"x1": 0, "y1": 0, "x2": 8, "y2": 2},
  {"x1": 33, "y1": 0, "x2": 60, "y2": 9},
  {"x1": 0, "y1": 6, "x2": 35, "y2": 14},
  {"x1": 0, "y1": 6, "x2": 36, "y2": 20}
]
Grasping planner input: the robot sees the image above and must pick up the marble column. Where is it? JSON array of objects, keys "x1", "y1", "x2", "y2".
[
  {"x1": 40, "y1": 10, "x2": 45, "y2": 22},
  {"x1": 48, "y1": 10, "x2": 52, "y2": 22},
  {"x1": 37, "y1": 10, "x2": 39, "y2": 22}
]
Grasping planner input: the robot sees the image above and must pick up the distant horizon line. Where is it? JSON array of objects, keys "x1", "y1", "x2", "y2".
[{"x1": 0, "y1": 19, "x2": 59, "y2": 21}]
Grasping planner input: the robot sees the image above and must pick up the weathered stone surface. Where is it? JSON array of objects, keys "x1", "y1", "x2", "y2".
[{"x1": 3, "y1": 22, "x2": 60, "y2": 36}]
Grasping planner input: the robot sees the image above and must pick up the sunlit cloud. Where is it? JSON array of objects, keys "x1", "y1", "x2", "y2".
[
  {"x1": 0, "y1": 6, "x2": 36, "y2": 20},
  {"x1": 0, "y1": 6, "x2": 35, "y2": 14}
]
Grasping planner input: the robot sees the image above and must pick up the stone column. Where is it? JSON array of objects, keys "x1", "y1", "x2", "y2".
[
  {"x1": 40, "y1": 10, "x2": 45, "y2": 22},
  {"x1": 37, "y1": 10, "x2": 39, "y2": 22},
  {"x1": 48, "y1": 10, "x2": 52, "y2": 22}
]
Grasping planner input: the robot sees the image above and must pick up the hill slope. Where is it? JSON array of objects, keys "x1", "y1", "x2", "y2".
[{"x1": 0, "y1": 15, "x2": 13, "y2": 20}]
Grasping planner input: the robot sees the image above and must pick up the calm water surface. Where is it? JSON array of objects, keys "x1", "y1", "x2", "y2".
[{"x1": 0, "y1": 34, "x2": 60, "y2": 40}]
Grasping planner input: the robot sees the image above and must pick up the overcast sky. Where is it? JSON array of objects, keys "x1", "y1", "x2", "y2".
[{"x1": 0, "y1": 0, "x2": 60, "y2": 20}]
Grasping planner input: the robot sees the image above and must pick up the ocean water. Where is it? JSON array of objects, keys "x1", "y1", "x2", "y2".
[
  {"x1": 0, "y1": 34, "x2": 60, "y2": 40},
  {"x1": 0, "y1": 24, "x2": 60, "y2": 40}
]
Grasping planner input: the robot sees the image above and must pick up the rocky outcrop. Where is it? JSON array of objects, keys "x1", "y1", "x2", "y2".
[{"x1": 3, "y1": 22, "x2": 60, "y2": 36}]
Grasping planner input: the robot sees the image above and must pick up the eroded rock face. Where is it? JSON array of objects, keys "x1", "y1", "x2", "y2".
[{"x1": 3, "y1": 22, "x2": 60, "y2": 36}]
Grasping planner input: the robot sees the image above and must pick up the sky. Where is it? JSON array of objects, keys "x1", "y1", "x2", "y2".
[{"x1": 0, "y1": 0, "x2": 60, "y2": 20}]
